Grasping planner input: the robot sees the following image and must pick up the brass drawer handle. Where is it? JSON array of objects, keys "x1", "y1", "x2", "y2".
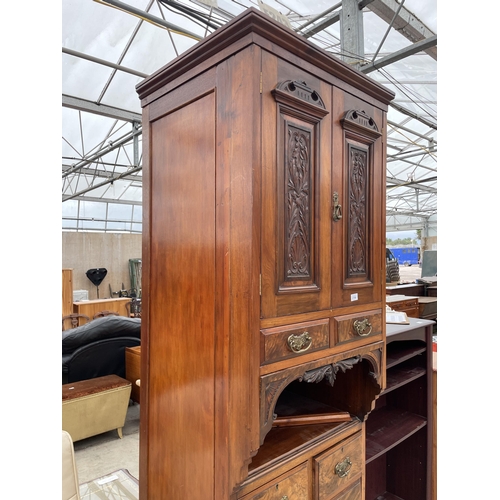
[
  {"x1": 335, "y1": 456, "x2": 352, "y2": 478},
  {"x1": 332, "y1": 191, "x2": 342, "y2": 221},
  {"x1": 353, "y1": 318, "x2": 372, "y2": 336},
  {"x1": 287, "y1": 331, "x2": 312, "y2": 353}
]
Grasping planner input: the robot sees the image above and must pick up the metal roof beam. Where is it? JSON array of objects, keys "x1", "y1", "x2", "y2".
[
  {"x1": 63, "y1": 196, "x2": 142, "y2": 206},
  {"x1": 63, "y1": 94, "x2": 143, "y2": 123},
  {"x1": 63, "y1": 166, "x2": 142, "y2": 201},
  {"x1": 366, "y1": 0, "x2": 437, "y2": 60},
  {"x1": 93, "y1": 0, "x2": 202, "y2": 40},
  {"x1": 359, "y1": 35, "x2": 437, "y2": 74},
  {"x1": 63, "y1": 47, "x2": 149, "y2": 79}
]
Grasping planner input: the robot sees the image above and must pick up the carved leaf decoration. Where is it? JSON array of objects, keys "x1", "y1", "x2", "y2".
[
  {"x1": 298, "y1": 356, "x2": 361, "y2": 387},
  {"x1": 286, "y1": 126, "x2": 311, "y2": 278},
  {"x1": 348, "y1": 148, "x2": 367, "y2": 274}
]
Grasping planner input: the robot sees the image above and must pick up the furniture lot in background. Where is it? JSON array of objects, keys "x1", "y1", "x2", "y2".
[
  {"x1": 62, "y1": 375, "x2": 131, "y2": 442},
  {"x1": 73, "y1": 297, "x2": 131, "y2": 320},
  {"x1": 125, "y1": 346, "x2": 141, "y2": 403},
  {"x1": 385, "y1": 294, "x2": 420, "y2": 318},
  {"x1": 125, "y1": 298, "x2": 142, "y2": 318},
  {"x1": 62, "y1": 315, "x2": 141, "y2": 384},
  {"x1": 63, "y1": 313, "x2": 91, "y2": 331}
]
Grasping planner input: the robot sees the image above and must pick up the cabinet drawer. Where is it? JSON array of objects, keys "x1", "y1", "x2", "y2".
[
  {"x1": 240, "y1": 463, "x2": 309, "y2": 500},
  {"x1": 334, "y1": 311, "x2": 381, "y2": 345},
  {"x1": 261, "y1": 319, "x2": 330, "y2": 365},
  {"x1": 314, "y1": 432, "x2": 363, "y2": 500},
  {"x1": 331, "y1": 479, "x2": 361, "y2": 500}
]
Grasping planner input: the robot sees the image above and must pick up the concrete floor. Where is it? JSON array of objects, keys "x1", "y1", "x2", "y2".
[
  {"x1": 72, "y1": 265, "x2": 430, "y2": 486},
  {"x1": 73, "y1": 402, "x2": 140, "y2": 484}
]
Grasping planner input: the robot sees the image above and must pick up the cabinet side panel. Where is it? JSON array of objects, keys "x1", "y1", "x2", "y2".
[{"x1": 147, "y1": 93, "x2": 216, "y2": 499}]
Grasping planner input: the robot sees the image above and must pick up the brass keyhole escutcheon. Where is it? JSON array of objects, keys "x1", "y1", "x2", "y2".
[
  {"x1": 353, "y1": 318, "x2": 372, "y2": 336},
  {"x1": 287, "y1": 331, "x2": 312, "y2": 353},
  {"x1": 335, "y1": 456, "x2": 352, "y2": 478}
]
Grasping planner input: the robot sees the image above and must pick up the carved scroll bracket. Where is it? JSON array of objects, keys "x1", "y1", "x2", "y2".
[
  {"x1": 341, "y1": 109, "x2": 381, "y2": 139},
  {"x1": 272, "y1": 80, "x2": 329, "y2": 119}
]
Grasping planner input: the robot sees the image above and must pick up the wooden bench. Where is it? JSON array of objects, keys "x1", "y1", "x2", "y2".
[{"x1": 62, "y1": 375, "x2": 131, "y2": 442}]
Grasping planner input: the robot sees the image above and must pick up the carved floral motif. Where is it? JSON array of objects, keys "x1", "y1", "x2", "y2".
[
  {"x1": 348, "y1": 147, "x2": 368, "y2": 275},
  {"x1": 285, "y1": 125, "x2": 311, "y2": 279}
]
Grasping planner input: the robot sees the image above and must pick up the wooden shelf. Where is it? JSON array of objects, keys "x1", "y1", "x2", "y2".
[
  {"x1": 386, "y1": 343, "x2": 426, "y2": 369},
  {"x1": 374, "y1": 493, "x2": 404, "y2": 500},
  {"x1": 365, "y1": 407, "x2": 427, "y2": 463},
  {"x1": 384, "y1": 365, "x2": 426, "y2": 394}
]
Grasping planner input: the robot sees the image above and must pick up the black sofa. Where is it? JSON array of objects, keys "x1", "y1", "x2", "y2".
[{"x1": 62, "y1": 315, "x2": 141, "y2": 384}]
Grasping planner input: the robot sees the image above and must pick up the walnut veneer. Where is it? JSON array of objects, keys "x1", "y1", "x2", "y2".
[{"x1": 137, "y1": 8, "x2": 394, "y2": 499}]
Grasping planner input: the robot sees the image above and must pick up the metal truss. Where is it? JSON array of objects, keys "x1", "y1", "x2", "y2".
[{"x1": 62, "y1": 0, "x2": 437, "y2": 235}]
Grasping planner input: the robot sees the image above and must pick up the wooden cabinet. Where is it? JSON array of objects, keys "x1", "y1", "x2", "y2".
[
  {"x1": 125, "y1": 346, "x2": 141, "y2": 403},
  {"x1": 365, "y1": 318, "x2": 434, "y2": 500},
  {"x1": 136, "y1": 8, "x2": 394, "y2": 500}
]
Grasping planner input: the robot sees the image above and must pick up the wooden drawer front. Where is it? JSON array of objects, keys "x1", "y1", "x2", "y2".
[
  {"x1": 314, "y1": 432, "x2": 363, "y2": 500},
  {"x1": 240, "y1": 463, "x2": 309, "y2": 500},
  {"x1": 334, "y1": 311, "x2": 381, "y2": 345},
  {"x1": 386, "y1": 297, "x2": 419, "y2": 318},
  {"x1": 331, "y1": 479, "x2": 361, "y2": 500},
  {"x1": 261, "y1": 319, "x2": 330, "y2": 365}
]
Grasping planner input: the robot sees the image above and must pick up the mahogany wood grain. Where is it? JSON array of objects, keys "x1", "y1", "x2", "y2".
[
  {"x1": 138, "y1": 8, "x2": 394, "y2": 500},
  {"x1": 145, "y1": 93, "x2": 217, "y2": 499}
]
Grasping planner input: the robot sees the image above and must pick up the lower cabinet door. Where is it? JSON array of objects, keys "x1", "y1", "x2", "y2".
[
  {"x1": 239, "y1": 463, "x2": 309, "y2": 500},
  {"x1": 313, "y1": 432, "x2": 363, "y2": 500}
]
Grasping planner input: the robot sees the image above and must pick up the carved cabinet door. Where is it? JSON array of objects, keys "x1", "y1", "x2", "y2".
[
  {"x1": 331, "y1": 96, "x2": 386, "y2": 308},
  {"x1": 260, "y1": 54, "x2": 333, "y2": 320}
]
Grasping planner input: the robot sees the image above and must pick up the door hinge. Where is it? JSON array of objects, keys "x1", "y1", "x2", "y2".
[
  {"x1": 260, "y1": 72, "x2": 262, "y2": 94},
  {"x1": 259, "y1": 274, "x2": 262, "y2": 295}
]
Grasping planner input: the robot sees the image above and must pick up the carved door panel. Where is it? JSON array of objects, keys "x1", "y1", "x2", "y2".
[
  {"x1": 261, "y1": 54, "x2": 332, "y2": 319},
  {"x1": 331, "y1": 99, "x2": 385, "y2": 308}
]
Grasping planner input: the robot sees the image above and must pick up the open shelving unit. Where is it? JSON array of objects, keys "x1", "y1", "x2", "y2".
[{"x1": 365, "y1": 318, "x2": 434, "y2": 500}]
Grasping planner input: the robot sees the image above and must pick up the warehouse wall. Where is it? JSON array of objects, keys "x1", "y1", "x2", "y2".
[{"x1": 62, "y1": 232, "x2": 142, "y2": 301}]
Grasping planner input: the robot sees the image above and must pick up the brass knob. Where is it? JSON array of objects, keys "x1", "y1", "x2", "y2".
[
  {"x1": 335, "y1": 456, "x2": 352, "y2": 478},
  {"x1": 287, "y1": 332, "x2": 312, "y2": 353},
  {"x1": 353, "y1": 318, "x2": 372, "y2": 336}
]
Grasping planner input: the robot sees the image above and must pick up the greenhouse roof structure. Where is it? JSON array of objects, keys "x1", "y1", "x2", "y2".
[{"x1": 62, "y1": 0, "x2": 437, "y2": 236}]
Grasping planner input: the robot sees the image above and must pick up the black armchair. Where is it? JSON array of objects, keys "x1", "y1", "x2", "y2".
[{"x1": 62, "y1": 315, "x2": 141, "y2": 384}]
